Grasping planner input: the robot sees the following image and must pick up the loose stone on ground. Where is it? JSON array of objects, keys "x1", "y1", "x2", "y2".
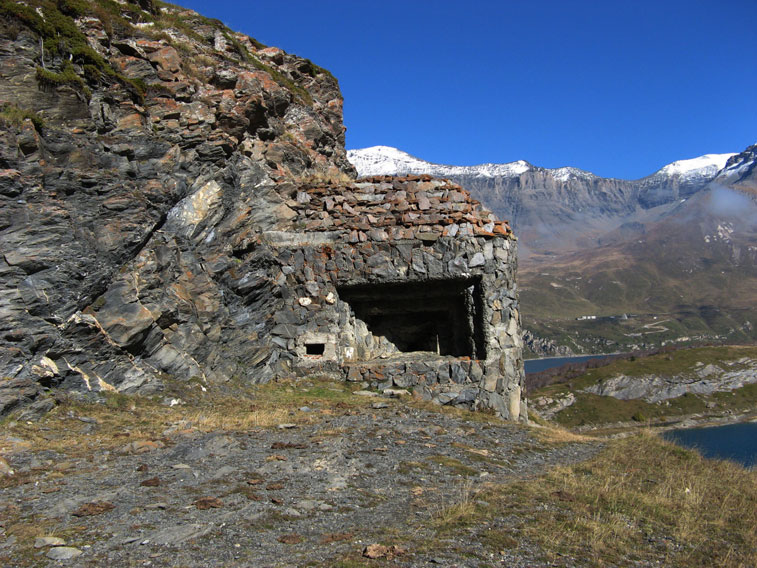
[{"x1": 0, "y1": 405, "x2": 598, "y2": 567}]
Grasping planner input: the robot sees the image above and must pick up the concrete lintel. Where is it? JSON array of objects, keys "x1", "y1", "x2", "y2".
[{"x1": 262, "y1": 231, "x2": 343, "y2": 246}]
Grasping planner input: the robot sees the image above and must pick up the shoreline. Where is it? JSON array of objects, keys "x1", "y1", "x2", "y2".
[
  {"x1": 524, "y1": 353, "x2": 618, "y2": 362},
  {"x1": 573, "y1": 408, "x2": 757, "y2": 437}
]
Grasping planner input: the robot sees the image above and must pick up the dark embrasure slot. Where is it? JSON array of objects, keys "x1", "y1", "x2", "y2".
[
  {"x1": 305, "y1": 343, "x2": 326, "y2": 356},
  {"x1": 337, "y1": 277, "x2": 486, "y2": 359}
]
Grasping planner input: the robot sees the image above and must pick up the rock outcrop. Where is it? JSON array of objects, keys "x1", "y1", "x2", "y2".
[
  {"x1": 584, "y1": 357, "x2": 757, "y2": 403},
  {"x1": 0, "y1": 1, "x2": 350, "y2": 399},
  {"x1": 522, "y1": 330, "x2": 574, "y2": 358},
  {"x1": 715, "y1": 143, "x2": 757, "y2": 194}
]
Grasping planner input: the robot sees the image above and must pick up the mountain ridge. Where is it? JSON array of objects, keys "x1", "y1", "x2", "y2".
[
  {"x1": 347, "y1": 145, "x2": 744, "y2": 255},
  {"x1": 347, "y1": 144, "x2": 737, "y2": 183}
]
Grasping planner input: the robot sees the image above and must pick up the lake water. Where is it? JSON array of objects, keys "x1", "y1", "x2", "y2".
[
  {"x1": 524, "y1": 354, "x2": 608, "y2": 374},
  {"x1": 663, "y1": 422, "x2": 757, "y2": 468},
  {"x1": 526, "y1": 357, "x2": 757, "y2": 468}
]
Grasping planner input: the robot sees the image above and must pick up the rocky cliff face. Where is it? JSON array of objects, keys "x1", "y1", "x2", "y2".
[
  {"x1": 583, "y1": 357, "x2": 757, "y2": 403},
  {"x1": 0, "y1": 0, "x2": 356, "y2": 410},
  {"x1": 715, "y1": 144, "x2": 757, "y2": 194}
]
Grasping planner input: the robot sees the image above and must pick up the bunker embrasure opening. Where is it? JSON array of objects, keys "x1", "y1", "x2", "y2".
[
  {"x1": 305, "y1": 342, "x2": 326, "y2": 356},
  {"x1": 337, "y1": 277, "x2": 486, "y2": 360}
]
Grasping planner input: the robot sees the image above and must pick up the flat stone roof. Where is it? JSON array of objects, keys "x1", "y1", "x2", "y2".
[{"x1": 285, "y1": 175, "x2": 513, "y2": 240}]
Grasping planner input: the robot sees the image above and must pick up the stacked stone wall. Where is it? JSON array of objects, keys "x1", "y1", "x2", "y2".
[{"x1": 260, "y1": 176, "x2": 526, "y2": 421}]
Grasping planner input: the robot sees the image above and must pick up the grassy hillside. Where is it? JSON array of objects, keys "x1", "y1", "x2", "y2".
[
  {"x1": 2, "y1": 376, "x2": 755, "y2": 567},
  {"x1": 519, "y1": 198, "x2": 757, "y2": 354}
]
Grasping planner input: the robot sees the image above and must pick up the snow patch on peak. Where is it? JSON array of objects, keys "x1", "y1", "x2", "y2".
[
  {"x1": 716, "y1": 146, "x2": 757, "y2": 183},
  {"x1": 657, "y1": 153, "x2": 736, "y2": 178},
  {"x1": 346, "y1": 146, "x2": 531, "y2": 179},
  {"x1": 346, "y1": 146, "x2": 424, "y2": 176},
  {"x1": 549, "y1": 167, "x2": 596, "y2": 182},
  {"x1": 356, "y1": 145, "x2": 414, "y2": 160},
  {"x1": 468, "y1": 160, "x2": 531, "y2": 177}
]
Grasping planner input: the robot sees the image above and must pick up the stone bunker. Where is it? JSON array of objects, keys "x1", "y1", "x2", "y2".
[{"x1": 263, "y1": 175, "x2": 526, "y2": 421}]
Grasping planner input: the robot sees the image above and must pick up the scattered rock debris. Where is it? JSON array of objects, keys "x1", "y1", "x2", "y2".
[
  {"x1": 71, "y1": 502, "x2": 115, "y2": 517},
  {"x1": 363, "y1": 543, "x2": 407, "y2": 559},
  {"x1": 0, "y1": 405, "x2": 598, "y2": 567},
  {"x1": 193, "y1": 497, "x2": 223, "y2": 510}
]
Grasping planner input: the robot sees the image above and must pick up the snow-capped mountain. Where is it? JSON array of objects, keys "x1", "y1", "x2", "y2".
[
  {"x1": 654, "y1": 153, "x2": 734, "y2": 180},
  {"x1": 347, "y1": 145, "x2": 734, "y2": 185},
  {"x1": 636, "y1": 153, "x2": 736, "y2": 208},
  {"x1": 347, "y1": 145, "x2": 594, "y2": 181}
]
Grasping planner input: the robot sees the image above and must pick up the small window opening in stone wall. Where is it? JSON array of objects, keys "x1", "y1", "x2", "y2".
[
  {"x1": 338, "y1": 277, "x2": 486, "y2": 359},
  {"x1": 305, "y1": 343, "x2": 326, "y2": 356}
]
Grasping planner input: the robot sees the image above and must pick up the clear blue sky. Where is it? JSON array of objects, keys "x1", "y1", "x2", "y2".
[{"x1": 174, "y1": 0, "x2": 756, "y2": 179}]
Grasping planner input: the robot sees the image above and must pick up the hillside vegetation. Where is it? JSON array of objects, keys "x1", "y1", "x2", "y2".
[
  {"x1": 520, "y1": 182, "x2": 757, "y2": 355},
  {"x1": 529, "y1": 345, "x2": 757, "y2": 428}
]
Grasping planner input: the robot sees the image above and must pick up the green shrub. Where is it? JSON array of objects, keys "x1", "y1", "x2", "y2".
[
  {"x1": 0, "y1": 102, "x2": 45, "y2": 131},
  {"x1": 1, "y1": 0, "x2": 147, "y2": 102},
  {"x1": 36, "y1": 62, "x2": 91, "y2": 99},
  {"x1": 56, "y1": 0, "x2": 91, "y2": 18}
]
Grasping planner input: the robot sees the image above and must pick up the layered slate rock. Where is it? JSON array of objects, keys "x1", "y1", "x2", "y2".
[
  {"x1": 0, "y1": 2, "x2": 525, "y2": 420},
  {"x1": 0, "y1": 2, "x2": 350, "y2": 398}
]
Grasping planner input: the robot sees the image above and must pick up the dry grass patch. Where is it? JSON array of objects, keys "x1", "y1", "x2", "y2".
[
  {"x1": 427, "y1": 455, "x2": 479, "y2": 477},
  {"x1": 0, "y1": 378, "x2": 371, "y2": 465},
  {"x1": 432, "y1": 479, "x2": 480, "y2": 531},
  {"x1": 183, "y1": 399, "x2": 297, "y2": 431},
  {"x1": 531, "y1": 424, "x2": 597, "y2": 445},
  {"x1": 0, "y1": 393, "x2": 182, "y2": 461},
  {"x1": 244, "y1": 377, "x2": 373, "y2": 409},
  {"x1": 3, "y1": 516, "x2": 57, "y2": 544},
  {"x1": 1, "y1": 516, "x2": 89, "y2": 565},
  {"x1": 431, "y1": 431, "x2": 757, "y2": 566},
  {"x1": 450, "y1": 441, "x2": 510, "y2": 466},
  {"x1": 181, "y1": 377, "x2": 373, "y2": 430}
]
